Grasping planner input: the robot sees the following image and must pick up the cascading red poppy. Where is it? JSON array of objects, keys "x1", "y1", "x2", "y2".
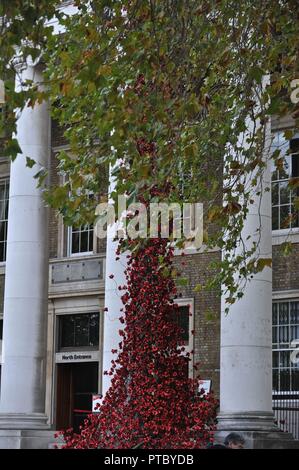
[{"x1": 58, "y1": 237, "x2": 217, "y2": 449}]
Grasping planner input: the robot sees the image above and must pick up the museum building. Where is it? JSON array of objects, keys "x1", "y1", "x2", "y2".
[{"x1": 0, "y1": 2, "x2": 298, "y2": 449}]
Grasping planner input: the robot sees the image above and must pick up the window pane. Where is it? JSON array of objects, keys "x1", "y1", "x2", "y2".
[
  {"x1": 89, "y1": 313, "x2": 99, "y2": 347},
  {"x1": 280, "y1": 369, "x2": 290, "y2": 391},
  {"x1": 272, "y1": 206, "x2": 279, "y2": 230},
  {"x1": 279, "y1": 303, "x2": 289, "y2": 324},
  {"x1": 271, "y1": 166, "x2": 278, "y2": 182},
  {"x1": 0, "y1": 180, "x2": 9, "y2": 262},
  {"x1": 291, "y1": 369, "x2": 299, "y2": 392},
  {"x1": 273, "y1": 303, "x2": 278, "y2": 325},
  {"x1": 273, "y1": 351, "x2": 279, "y2": 368},
  {"x1": 279, "y1": 155, "x2": 291, "y2": 180},
  {"x1": 291, "y1": 325, "x2": 299, "y2": 342},
  {"x1": 60, "y1": 316, "x2": 75, "y2": 348},
  {"x1": 0, "y1": 185, "x2": 6, "y2": 202},
  {"x1": 279, "y1": 326, "x2": 289, "y2": 344},
  {"x1": 69, "y1": 224, "x2": 94, "y2": 255},
  {"x1": 271, "y1": 134, "x2": 298, "y2": 231},
  {"x1": 280, "y1": 351, "x2": 290, "y2": 368},
  {"x1": 80, "y1": 231, "x2": 88, "y2": 253},
  {"x1": 291, "y1": 153, "x2": 299, "y2": 178},
  {"x1": 279, "y1": 181, "x2": 290, "y2": 205},
  {"x1": 0, "y1": 243, "x2": 5, "y2": 263},
  {"x1": 290, "y1": 302, "x2": 299, "y2": 324},
  {"x1": 169, "y1": 305, "x2": 190, "y2": 345},
  {"x1": 4, "y1": 199, "x2": 8, "y2": 220},
  {"x1": 72, "y1": 231, "x2": 80, "y2": 254},
  {"x1": 290, "y1": 138, "x2": 299, "y2": 154},
  {"x1": 74, "y1": 315, "x2": 89, "y2": 347},
  {"x1": 280, "y1": 205, "x2": 291, "y2": 229},
  {"x1": 291, "y1": 204, "x2": 299, "y2": 228},
  {"x1": 273, "y1": 326, "x2": 278, "y2": 344},
  {"x1": 89, "y1": 230, "x2": 94, "y2": 253},
  {"x1": 273, "y1": 369, "x2": 279, "y2": 391},
  {"x1": 178, "y1": 306, "x2": 190, "y2": 344},
  {"x1": 272, "y1": 183, "x2": 279, "y2": 205},
  {"x1": 59, "y1": 313, "x2": 99, "y2": 350}
]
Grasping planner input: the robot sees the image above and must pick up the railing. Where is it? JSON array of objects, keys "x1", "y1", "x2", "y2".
[{"x1": 273, "y1": 393, "x2": 299, "y2": 440}]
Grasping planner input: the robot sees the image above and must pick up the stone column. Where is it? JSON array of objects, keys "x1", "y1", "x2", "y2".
[
  {"x1": 0, "y1": 63, "x2": 50, "y2": 431},
  {"x1": 218, "y1": 154, "x2": 275, "y2": 432},
  {"x1": 217, "y1": 120, "x2": 299, "y2": 448},
  {"x1": 102, "y1": 168, "x2": 127, "y2": 396}
]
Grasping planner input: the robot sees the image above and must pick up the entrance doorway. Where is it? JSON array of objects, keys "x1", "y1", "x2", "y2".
[{"x1": 56, "y1": 362, "x2": 98, "y2": 432}]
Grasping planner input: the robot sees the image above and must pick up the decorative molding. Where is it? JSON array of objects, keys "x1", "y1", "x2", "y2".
[
  {"x1": 49, "y1": 254, "x2": 105, "y2": 297},
  {"x1": 272, "y1": 290, "x2": 299, "y2": 300},
  {"x1": 174, "y1": 244, "x2": 220, "y2": 256},
  {"x1": 272, "y1": 229, "x2": 299, "y2": 245}
]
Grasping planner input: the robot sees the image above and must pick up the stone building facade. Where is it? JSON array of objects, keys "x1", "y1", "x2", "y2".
[
  {"x1": 0, "y1": 19, "x2": 298, "y2": 444},
  {"x1": 0, "y1": 110, "x2": 298, "y2": 440}
]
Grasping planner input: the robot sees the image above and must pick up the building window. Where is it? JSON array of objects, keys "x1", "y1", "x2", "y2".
[
  {"x1": 271, "y1": 132, "x2": 299, "y2": 230},
  {"x1": 58, "y1": 313, "x2": 99, "y2": 351},
  {"x1": 169, "y1": 304, "x2": 191, "y2": 346},
  {"x1": 0, "y1": 179, "x2": 9, "y2": 262},
  {"x1": 171, "y1": 300, "x2": 194, "y2": 378},
  {"x1": 67, "y1": 224, "x2": 94, "y2": 256},
  {"x1": 272, "y1": 300, "x2": 299, "y2": 392}
]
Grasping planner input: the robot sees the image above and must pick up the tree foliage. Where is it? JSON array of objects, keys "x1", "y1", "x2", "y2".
[
  {"x1": 1, "y1": 0, "x2": 299, "y2": 302},
  {"x1": 2, "y1": 0, "x2": 299, "y2": 449}
]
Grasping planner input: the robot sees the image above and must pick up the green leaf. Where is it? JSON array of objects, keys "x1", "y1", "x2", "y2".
[
  {"x1": 281, "y1": 242, "x2": 292, "y2": 257},
  {"x1": 177, "y1": 277, "x2": 188, "y2": 287},
  {"x1": 284, "y1": 129, "x2": 294, "y2": 141},
  {"x1": 256, "y1": 258, "x2": 272, "y2": 272},
  {"x1": 33, "y1": 168, "x2": 48, "y2": 188},
  {"x1": 194, "y1": 284, "x2": 202, "y2": 293},
  {"x1": 26, "y1": 156, "x2": 36, "y2": 168},
  {"x1": 3, "y1": 139, "x2": 22, "y2": 160}
]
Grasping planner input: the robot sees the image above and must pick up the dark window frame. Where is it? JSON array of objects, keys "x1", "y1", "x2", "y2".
[
  {"x1": 272, "y1": 300, "x2": 299, "y2": 394},
  {"x1": 271, "y1": 133, "x2": 299, "y2": 231},
  {"x1": 58, "y1": 312, "x2": 100, "y2": 352},
  {"x1": 0, "y1": 178, "x2": 9, "y2": 262}
]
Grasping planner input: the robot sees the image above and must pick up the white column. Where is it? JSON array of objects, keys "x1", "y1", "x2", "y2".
[
  {"x1": 0, "y1": 63, "x2": 50, "y2": 429},
  {"x1": 102, "y1": 239, "x2": 127, "y2": 396},
  {"x1": 218, "y1": 128, "x2": 276, "y2": 432},
  {"x1": 102, "y1": 169, "x2": 127, "y2": 396}
]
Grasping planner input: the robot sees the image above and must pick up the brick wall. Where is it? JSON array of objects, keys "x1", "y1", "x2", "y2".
[
  {"x1": 49, "y1": 119, "x2": 68, "y2": 258},
  {"x1": 50, "y1": 119, "x2": 108, "y2": 257},
  {"x1": 49, "y1": 151, "x2": 60, "y2": 258},
  {"x1": 51, "y1": 118, "x2": 67, "y2": 148},
  {"x1": 273, "y1": 243, "x2": 299, "y2": 291},
  {"x1": 174, "y1": 251, "x2": 221, "y2": 398}
]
